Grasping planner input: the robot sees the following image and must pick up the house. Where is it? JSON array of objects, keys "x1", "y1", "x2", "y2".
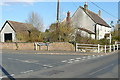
[
  {"x1": 64, "y1": 3, "x2": 111, "y2": 40},
  {"x1": 0, "y1": 20, "x2": 38, "y2": 42}
]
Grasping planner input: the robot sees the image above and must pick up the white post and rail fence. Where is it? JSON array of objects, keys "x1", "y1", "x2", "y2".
[{"x1": 75, "y1": 42, "x2": 120, "y2": 53}]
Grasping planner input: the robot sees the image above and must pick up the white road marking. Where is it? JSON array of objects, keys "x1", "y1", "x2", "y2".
[
  {"x1": 76, "y1": 58, "x2": 81, "y2": 59},
  {"x1": 68, "y1": 61, "x2": 73, "y2": 63},
  {"x1": 43, "y1": 65, "x2": 53, "y2": 68},
  {"x1": 10, "y1": 74, "x2": 14, "y2": 76},
  {"x1": 43, "y1": 65, "x2": 48, "y2": 67},
  {"x1": 8, "y1": 58, "x2": 38, "y2": 64},
  {"x1": 20, "y1": 70, "x2": 33, "y2": 74},
  {"x1": 48, "y1": 66, "x2": 53, "y2": 68},
  {"x1": 89, "y1": 64, "x2": 114, "y2": 75},
  {"x1": 69, "y1": 59, "x2": 75, "y2": 61},
  {"x1": 0, "y1": 74, "x2": 14, "y2": 79},
  {"x1": 0, "y1": 76, "x2": 7, "y2": 78},
  {"x1": 61, "y1": 60, "x2": 67, "y2": 63},
  {"x1": 74, "y1": 60, "x2": 80, "y2": 62},
  {"x1": 92, "y1": 55, "x2": 95, "y2": 57},
  {"x1": 82, "y1": 57, "x2": 86, "y2": 58}
]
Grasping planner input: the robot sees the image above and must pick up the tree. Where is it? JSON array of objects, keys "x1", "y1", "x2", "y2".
[
  {"x1": 25, "y1": 12, "x2": 43, "y2": 32},
  {"x1": 46, "y1": 23, "x2": 74, "y2": 42},
  {"x1": 111, "y1": 24, "x2": 120, "y2": 42}
]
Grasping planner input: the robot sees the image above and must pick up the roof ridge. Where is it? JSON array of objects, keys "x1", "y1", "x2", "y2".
[
  {"x1": 7, "y1": 20, "x2": 32, "y2": 25},
  {"x1": 80, "y1": 7, "x2": 110, "y2": 27}
]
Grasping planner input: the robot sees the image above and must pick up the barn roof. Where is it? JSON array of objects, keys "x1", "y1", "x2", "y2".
[
  {"x1": 80, "y1": 6, "x2": 110, "y2": 27},
  {"x1": 1, "y1": 20, "x2": 36, "y2": 32}
]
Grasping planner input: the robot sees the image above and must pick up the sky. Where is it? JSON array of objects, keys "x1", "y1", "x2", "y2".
[{"x1": 0, "y1": 1, "x2": 118, "y2": 31}]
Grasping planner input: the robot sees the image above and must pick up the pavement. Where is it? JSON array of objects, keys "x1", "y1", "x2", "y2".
[{"x1": 0, "y1": 50, "x2": 119, "y2": 79}]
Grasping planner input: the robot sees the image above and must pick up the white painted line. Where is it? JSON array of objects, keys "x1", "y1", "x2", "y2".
[
  {"x1": 68, "y1": 61, "x2": 73, "y2": 63},
  {"x1": 74, "y1": 60, "x2": 79, "y2": 62},
  {"x1": 69, "y1": 59, "x2": 75, "y2": 61},
  {"x1": 11, "y1": 74, "x2": 14, "y2": 76},
  {"x1": 61, "y1": 60, "x2": 67, "y2": 63},
  {"x1": 48, "y1": 66, "x2": 53, "y2": 67},
  {"x1": 92, "y1": 55, "x2": 95, "y2": 57},
  {"x1": 43, "y1": 65, "x2": 48, "y2": 67},
  {"x1": 8, "y1": 58, "x2": 12, "y2": 60},
  {"x1": 82, "y1": 57, "x2": 86, "y2": 58},
  {"x1": 20, "y1": 70, "x2": 33, "y2": 74},
  {"x1": 76, "y1": 58, "x2": 81, "y2": 59},
  {"x1": 0, "y1": 76, "x2": 7, "y2": 78},
  {"x1": 89, "y1": 64, "x2": 114, "y2": 75}
]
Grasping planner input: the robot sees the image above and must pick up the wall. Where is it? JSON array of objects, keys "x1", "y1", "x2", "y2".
[
  {"x1": 1, "y1": 23, "x2": 16, "y2": 42},
  {"x1": 71, "y1": 7, "x2": 96, "y2": 33},
  {"x1": 48, "y1": 42, "x2": 74, "y2": 51},
  {"x1": 0, "y1": 42, "x2": 75, "y2": 51},
  {"x1": 96, "y1": 24, "x2": 111, "y2": 40}
]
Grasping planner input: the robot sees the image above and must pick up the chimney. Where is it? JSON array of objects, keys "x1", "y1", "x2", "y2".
[
  {"x1": 84, "y1": 2, "x2": 88, "y2": 10},
  {"x1": 98, "y1": 10, "x2": 101, "y2": 17},
  {"x1": 66, "y1": 11, "x2": 71, "y2": 23}
]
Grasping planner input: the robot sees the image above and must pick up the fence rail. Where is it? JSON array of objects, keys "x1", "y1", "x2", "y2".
[{"x1": 76, "y1": 43, "x2": 120, "y2": 53}]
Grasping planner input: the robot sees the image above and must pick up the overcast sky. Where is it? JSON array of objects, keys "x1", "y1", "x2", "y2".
[{"x1": 0, "y1": 1, "x2": 118, "y2": 31}]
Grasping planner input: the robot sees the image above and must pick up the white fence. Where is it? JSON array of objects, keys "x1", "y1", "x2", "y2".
[{"x1": 76, "y1": 43, "x2": 120, "y2": 53}]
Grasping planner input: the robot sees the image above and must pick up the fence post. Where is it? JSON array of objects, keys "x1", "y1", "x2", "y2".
[
  {"x1": 113, "y1": 45, "x2": 115, "y2": 52},
  {"x1": 105, "y1": 45, "x2": 106, "y2": 53},
  {"x1": 76, "y1": 43, "x2": 78, "y2": 52},
  {"x1": 35, "y1": 42, "x2": 37, "y2": 50},
  {"x1": 98, "y1": 44, "x2": 100, "y2": 53},
  {"x1": 117, "y1": 44, "x2": 118, "y2": 50},
  {"x1": 109, "y1": 45, "x2": 111, "y2": 52}
]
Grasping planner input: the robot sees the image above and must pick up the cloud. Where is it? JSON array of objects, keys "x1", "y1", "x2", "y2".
[
  {"x1": 2, "y1": 0, "x2": 119, "y2": 2},
  {"x1": 0, "y1": 3, "x2": 10, "y2": 6}
]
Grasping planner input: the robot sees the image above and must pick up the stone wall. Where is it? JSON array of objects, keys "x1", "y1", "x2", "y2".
[
  {"x1": 0, "y1": 42, "x2": 75, "y2": 51},
  {"x1": 48, "y1": 42, "x2": 74, "y2": 51}
]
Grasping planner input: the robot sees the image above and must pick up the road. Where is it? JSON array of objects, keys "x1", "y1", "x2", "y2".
[{"x1": 1, "y1": 50, "x2": 119, "y2": 78}]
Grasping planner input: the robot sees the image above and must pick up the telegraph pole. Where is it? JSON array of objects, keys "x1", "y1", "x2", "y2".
[
  {"x1": 56, "y1": 0, "x2": 60, "y2": 41},
  {"x1": 56, "y1": 0, "x2": 60, "y2": 29}
]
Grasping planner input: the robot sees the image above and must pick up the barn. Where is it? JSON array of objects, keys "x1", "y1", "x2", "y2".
[{"x1": 0, "y1": 20, "x2": 38, "y2": 42}]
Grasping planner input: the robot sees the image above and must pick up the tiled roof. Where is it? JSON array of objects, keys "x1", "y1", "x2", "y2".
[
  {"x1": 7, "y1": 20, "x2": 35, "y2": 32},
  {"x1": 80, "y1": 6, "x2": 110, "y2": 27}
]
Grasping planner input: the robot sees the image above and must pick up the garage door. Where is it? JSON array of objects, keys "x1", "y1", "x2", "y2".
[{"x1": 4, "y1": 33, "x2": 12, "y2": 42}]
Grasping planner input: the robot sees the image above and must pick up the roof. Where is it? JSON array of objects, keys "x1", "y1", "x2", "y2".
[
  {"x1": 1, "y1": 20, "x2": 36, "y2": 32},
  {"x1": 77, "y1": 27, "x2": 95, "y2": 34},
  {"x1": 80, "y1": 6, "x2": 110, "y2": 27}
]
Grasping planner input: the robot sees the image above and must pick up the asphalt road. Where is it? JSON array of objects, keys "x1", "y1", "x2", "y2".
[{"x1": 1, "y1": 50, "x2": 119, "y2": 78}]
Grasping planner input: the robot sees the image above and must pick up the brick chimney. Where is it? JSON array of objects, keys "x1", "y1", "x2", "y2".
[
  {"x1": 98, "y1": 10, "x2": 101, "y2": 17},
  {"x1": 66, "y1": 11, "x2": 71, "y2": 23},
  {"x1": 84, "y1": 2, "x2": 88, "y2": 10}
]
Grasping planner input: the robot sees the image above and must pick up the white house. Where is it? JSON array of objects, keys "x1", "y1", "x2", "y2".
[
  {"x1": 0, "y1": 20, "x2": 36, "y2": 42},
  {"x1": 64, "y1": 3, "x2": 111, "y2": 40}
]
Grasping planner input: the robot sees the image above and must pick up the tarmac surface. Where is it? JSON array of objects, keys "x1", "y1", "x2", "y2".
[{"x1": 0, "y1": 50, "x2": 119, "y2": 79}]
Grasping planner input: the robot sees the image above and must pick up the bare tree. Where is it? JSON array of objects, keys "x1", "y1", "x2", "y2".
[{"x1": 25, "y1": 12, "x2": 43, "y2": 32}]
